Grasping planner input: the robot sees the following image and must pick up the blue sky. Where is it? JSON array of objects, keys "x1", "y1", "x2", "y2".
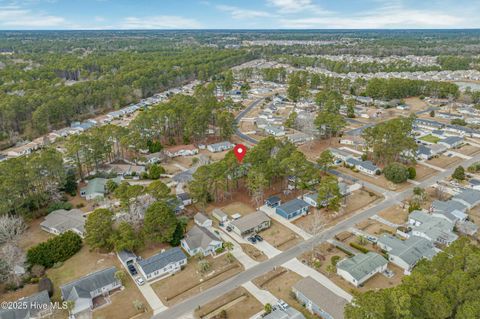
[{"x1": 0, "y1": 0, "x2": 479, "y2": 30}]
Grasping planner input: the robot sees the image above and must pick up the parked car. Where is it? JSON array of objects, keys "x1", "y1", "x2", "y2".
[
  {"x1": 248, "y1": 236, "x2": 257, "y2": 244},
  {"x1": 255, "y1": 234, "x2": 263, "y2": 242},
  {"x1": 135, "y1": 276, "x2": 145, "y2": 286},
  {"x1": 128, "y1": 265, "x2": 137, "y2": 276},
  {"x1": 226, "y1": 226, "x2": 233, "y2": 232}
]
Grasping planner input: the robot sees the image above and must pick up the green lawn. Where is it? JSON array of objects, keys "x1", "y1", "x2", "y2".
[{"x1": 420, "y1": 134, "x2": 441, "y2": 144}]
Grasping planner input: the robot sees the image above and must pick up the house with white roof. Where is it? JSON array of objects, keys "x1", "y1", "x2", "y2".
[
  {"x1": 137, "y1": 247, "x2": 187, "y2": 281},
  {"x1": 451, "y1": 188, "x2": 480, "y2": 209},
  {"x1": 346, "y1": 158, "x2": 380, "y2": 176},
  {"x1": 265, "y1": 125, "x2": 286, "y2": 137},
  {"x1": 40, "y1": 209, "x2": 86, "y2": 238},
  {"x1": 207, "y1": 141, "x2": 234, "y2": 153},
  {"x1": 408, "y1": 211, "x2": 458, "y2": 246},
  {"x1": 438, "y1": 136, "x2": 463, "y2": 149}
]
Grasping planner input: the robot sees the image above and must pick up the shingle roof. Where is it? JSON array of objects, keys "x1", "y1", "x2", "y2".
[
  {"x1": 440, "y1": 136, "x2": 463, "y2": 146},
  {"x1": 60, "y1": 267, "x2": 118, "y2": 302},
  {"x1": 230, "y1": 211, "x2": 271, "y2": 233},
  {"x1": 293, "y1": 276, "x2": 347, "y2": 319},
  {"x1": 453, "y1": 189, "x2": 480, "y2": 206},
  {"x1": 183, "y1": 226, "x2": 220, "y2": 251},
  {"x1": 194, "y1": 212, "x2": 210, "y2": 225},
  {"x1": 40, "y1": 209, "x2": 85, "y2": 234},
  {"x1": 431, "y1": 200, "x2": 468, "y2": 214},
  {"x1": 378, "y1": 235, "x2": 437, "y2": 268},
  {"x1": 337, "y1": 252, "x2": 388, "y2": 282},
  {"x1": 137, "y1": 247, "x2": 186, "y2": 276},
  {"x1": 277, "y1": 198, "x2": 309, "y2": 214}
]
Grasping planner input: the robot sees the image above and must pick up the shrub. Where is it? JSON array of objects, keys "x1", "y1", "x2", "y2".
[
  {"x1": 331, "y1": 255, "x2": 341, "y2": 266},
  {"x1": 384, "y1": 163, "x2": 409, "y2": 184},
  {"x1": 407, "y1": 167, "x2": 416, "y2": 179},
  {"x1": 27, "y1": 231, "x2": 82, "y2": 269},
  {"x1": 47, "y1": 201, "x2": 73, "y2": 213},
  {"x1": 349, "y1": 242, "x2": 370, "y2": 254},
  {"x1": 452, "y1": 166, "x2": 465, "y2": 181}
]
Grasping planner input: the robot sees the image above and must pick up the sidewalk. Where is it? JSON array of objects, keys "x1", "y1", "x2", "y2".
[
  {"x1": 282, "y1": 258, "x2": 353, "y2": 302},
  {"x1": 139, "y1": 282, "x2": 168, "y2": 314},
  {"x1": 216, "y1": 227, "x2": 259, "y2": 269},
  {"x1": 242, "y1": 281, "x2": 277, "y2": 305},
  {"x1": 420, "y1": 161, "x2": 446, "y2": 172},
  {"x1": 260, "y1": 205, "x2": 312, "y2": 240}
]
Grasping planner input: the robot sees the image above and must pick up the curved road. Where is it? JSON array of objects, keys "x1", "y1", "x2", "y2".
[{"x1": 234, "y1": 98, "x2": 264, "y2": 145}]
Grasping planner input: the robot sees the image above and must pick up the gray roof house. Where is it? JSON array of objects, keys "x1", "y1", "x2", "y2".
[
  {"x1": 409, "y1": 210, "x2": 458, "y2": 246},
  {"x1": 206, "y1": 141, "x2": 234, "y2": 153},
  {"x1": 194, "y1": 212, "x2": 212, "y2": 228},
  {"x1": 276, "y1": 198, "x2": 310, "y2": 220},
  {"x1": 137, "y1": 247, "x2": 187, "y2": 281},
  {"x1": 60, "y1": 267, "x2": 122, "y2": 316},
  {"x1": 181, "y1": 225, "x2": 223, "y2": 256},
  {"x1": 292, "y1": 276, "x2": 347, "y2": 319},
  {"x1": 336, "y1": 252, "x2": 388, "y2": 287},
  {"x1": 263, "y1": 303, "x2": 305, "y2": 319},
  {"x1": 80, "y1": 177, "x2": 121, "y2": 200},
  {"x1": 230, "y1": 211, "x2": 271, "y2": 237},
  {"x1": 431, "y1": 200, "x2": 468, "y2": 223},
  {"x1": 377, "y1": 235, "x2": 438, "y2": 273},
  {"x1": 438, "y1": 136, "x2": 463, "y2": 148},
  {"x1": 0, "y1": 290, "x2": 52, "y2": 319},
  {"x1": 346, "y1": 158, "x2": 380, "y2": 176},
  {"x1": 452, "y1": 188, "x2": 480, "y2": 209},
  {"x1": 40, "y1": 209, "x2": 86, "y2": 238}
]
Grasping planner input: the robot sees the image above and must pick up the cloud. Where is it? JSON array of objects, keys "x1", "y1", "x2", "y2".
[
  {"x1": 266, "y1": 0, "x2": 326, "y2": 14},
  {"x1": 120, "y1": 15, "x2": 202, "y2": 29},
  {"x1": 217, "y1": 5, "x2": 276, "y2": 20},
  {"x1": 0, "y1": 5, "x2": 66, "y2": 28}
]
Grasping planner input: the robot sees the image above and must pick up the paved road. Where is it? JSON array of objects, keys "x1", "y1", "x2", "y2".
[
  {"x1": 152, "y1": 152, "x2": 480, "y2": 319},
  {"x1": 234, "y1": 98, "x2": 264, "y2": 145}
]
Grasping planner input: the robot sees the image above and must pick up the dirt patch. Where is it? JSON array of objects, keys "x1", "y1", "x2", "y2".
[
  {"x1": 194, "y1": 287, "x2": 262, "y2": 319},
  {"x1": 427, "y1": 155, "x2": 463, "y2": 169},
  {"x1": 414, "y1": 164, "x2": 438, "y2": 181},
  {"x1": 359, "y1": 220, "x2": 396, "y2": 236},
  {"x1": 0, "y1": 283, "x2": 39, "y2": 302},
  {"x1": 377, "y1": 205, "x2": 409, "y2": 225},
  {"x1": 298, "y1": 139, "x2": 342, "y2": 162},
  {"x1": 457, "y1": 144, "x2": 480, "y2": 156},
  {"x1": 294, "y1": 189, "x2": 382, "y2": 232},
  {"x1": 240, "y1": 244, "x2": 268, "y2": 262},
  {"x1": 260, "y1": 220, "x2": 302, "y2": 251},
  {"x1": 252, "y1": 267, "x2": 315, "y2": 319},
  {"x1": 151, "y1": 254, "x2": 244, "y2": 306},
  {"x1": 18, "y1": 218, "x2": 53, "y2": 251}
]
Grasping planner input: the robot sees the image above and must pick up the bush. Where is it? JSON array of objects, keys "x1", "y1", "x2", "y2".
[
  {"x1": 452, "y1": 166, "x2": 465, "y2": 181},
  {"x1": 47, "y1": 201, "x2": 73, "y2": 213},
  {"x1": 384, "y1": 163, "x2": 409, "y2": 184},
  {"x1": 349, "y1": 242, "x2": 370, "y2": 254},
  {"x1": 27, "y1": 231, "x2": 82, "y2": 269},
  {"x1": 331, "y1": 255, "x2": 341, "y2": 266},
  {"x1": 407, "y1": 167, "x2": 417, "y2": 179}
]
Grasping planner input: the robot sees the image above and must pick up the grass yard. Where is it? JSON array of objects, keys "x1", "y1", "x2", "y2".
[
  {"x1": 420, "y1": 134, "x2": 441, "y2": 144},
  {"x1": 194, "y1": 287, "x2": 262, "y2": 319},
  {"x1": 252, "y1": 267, "x2": 316, "y2": 319},
  {"x1": 260, "y1": 220, "x2": 302, "y2": 251},
  {"x1": 357, "y1": 220, "x2": 396, "y2": 236},
  {"x1": 336, "y1": 166, "x2": 410, "y2": 191},
  {"x1": 18, "y1": 218, "x2": 53, "y2": 251},
  {"x1": 377, "y1": 205, "x2": 409, "y2": 225},
  {"x1": 414, "y1": 164, "x2": 438, "y2": 181},
  {"x1": 428, "y1": 155, "x2": 463, "y2": 169},
  {"x1": 151, "y1": 254, "x2": 244, "y2": 306}
]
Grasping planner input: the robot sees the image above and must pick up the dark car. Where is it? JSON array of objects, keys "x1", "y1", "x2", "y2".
[
  {"x1": 248, "y1": 236, "x2": 257, "y2": 244},
  {"x1": 255, "y1": 234, "x2": 263, "y2": 242},
  {"x1": 226, "y1": 226, "x2": 233, "y2": 232},
  {"x1": 128, "y1": 265, "x2": 137, "y2": 276}
]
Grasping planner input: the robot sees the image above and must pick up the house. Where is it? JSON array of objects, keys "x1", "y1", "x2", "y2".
[
  {"x1": 396, "y1": 104, "x2": 409, "y2": 110},
  {"x1": 275, "y1": 198, "x2": 310, "y2": 220},
  {"x1": 194, "y1": 212, "x2": 212, "y2": 228},
  {"x1": 230, "y1": 211, "x2": 271, "y2": 237},
  {"x1": 0, "y1": 290, "x2": 52, "y2": 319},
  {"x1": 415, "y1": 119, "x2": 444, "y2": 130},
  {"x1": 164, "y1": 144, "x2": 199, "y2": 157},
  {"x1": 456, "y1": 220, "x2": 479, "y2": 236},
  {"x1": 452, "y1": 188, "x2": 480, "y2": 209},
  {"x1": 265, "y1": 195, "x2": 281, "y2": 208},
  {"x1": 212, "y1": 208, "x2": 228, "y2": 223},
  {"x1": 104, "y1": 163, "x2": 145, "y2": 177},
  {"x1": 416, "y1": 144, "x2": 448, "y2": 160},
  {"x1": 207, "y1": 141, "x2": 234, "y2": 153},
  {"x1": 80, "y1": 177, "x2": 121, "y2": 200},
  {"x1": 438, "y1": 136, "x2": 463, "y2": 148},
  {"x1": 117, "y1": 250, "x2": 137, "y2": 268},
  {"x1": 303, "y1": 182, "x2": 348, "y2": 208},
  {"x1": 287, "y1": 132, "x2": 313, "y2": 145},
  {"x1": 265, "y1": 125, "x2": 286, "y2": 137},
  {"x1": 177, "y1": 192, "x2": 192, "y2": 206},
  {"x1": 60, "y1": 267, "x2": 122, "y2": 316},
  {"x1": 262, "y1": 301, "x2": 306, "y2": 319},
  {"x1": 336, "y1": 252, "x2": 388, "y2": 287},
  {"x1": 292, "y1": 276, "x2": 347, "y2": 319},
  {"x1": 40, "y1": 209, "x2": 86, "y2": 238},
  {"x1": 408, "y1": 210, "x2": 458, "y2": 246},
  {"x1": 181, "y1": 226, "x2": 223, "y2": 256},
  {"x1": 377, "y1": 235, "x2": 438, "y2": 274},
  {"x1": 431, "y1": 200, "x2": 468, "y2": 223},
  {"x1": 346, "y1": 158, "x2": 380, "y2": 176},
  {"x1": 167, "y1": 197, "x2": 185, "y2": 214},
  {"x1": 137, "y1": 247, "x2": 187, "y2": 281},
  {"x1": 330, "y1": 148, "x2": 353, "y2": 162}
]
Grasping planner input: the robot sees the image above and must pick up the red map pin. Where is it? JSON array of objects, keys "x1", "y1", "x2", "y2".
[{"x1": 233, "y1": 144, "x2": 247, "y2": 163}]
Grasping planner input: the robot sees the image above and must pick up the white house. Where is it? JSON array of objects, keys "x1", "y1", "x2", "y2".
[
  {"x1": 265, "y1": 125, "x2": 286, "y2": 137},
  {"x1": 137, "y1": 247, "x2": 187, "y2": 281},
  {"x1": 164, "y1": 144, "x2": 199, "y2": 157},
  {"x1": 194, "y1": 212, "x2": 213, "y2": 228},
  {"x1": 181, "y1": 225, "x2": 223, "y2": 256},
  {"x1": 336, "y1": 252, "x2": 388, "y2": 287},
  {"x1": 207, "y1": 141, "x2": 234, "y2": 153},
  {"x1": 408, "y1": 210, "x2": 458, "y2": 246}
]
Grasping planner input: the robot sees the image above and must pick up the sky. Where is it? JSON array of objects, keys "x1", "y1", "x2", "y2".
[{"x1": 0, "y1": 0, "x2": 479, "y2": 30}]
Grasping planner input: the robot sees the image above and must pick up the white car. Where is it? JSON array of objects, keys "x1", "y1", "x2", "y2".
[{"x1": 135, "y1": 276, "x2": 145, "y2": 286}]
